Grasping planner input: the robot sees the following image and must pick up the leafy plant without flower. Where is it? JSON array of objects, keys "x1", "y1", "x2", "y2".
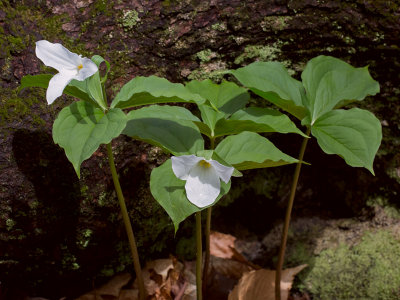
[{"x1": 231, "y1": 55, "x2": 381, "y2": 300}]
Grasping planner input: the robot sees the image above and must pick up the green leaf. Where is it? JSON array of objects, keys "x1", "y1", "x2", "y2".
[
  {"x1": 91, "y1": 55, "x2": 111, "y2": 83},
  {"x1": 19, "y1": 74, "x2": 94, "y2": 103},
  {"x1": 186, "y1": 79, "x2": 250, "y2": 114},
  {"x1": 212, "y1": 107, "x2": 307, "y2": 137},
  {"x1": 150, "y1": 159, "x2": 231, "y2": 232},
  {"x1": 53, "y1": 101, "x2": 127, "y2": 177},
  {"x1": 311, "y1": 108, "x2": 382, "y2": 174},
  {"x1": 111, "y1": 76, "x2": 205, "y2": 109},
  {"x1": 87, "y1": 71, "x2": 107, "y2": 110},
  {"x1": 215, "y1": 131, "x2": 298, "y2": 170},
  {"x1": 124, "y1": 104, "x2": 201, "y2": 122},
  {"x1": 301, "y1": 55, "x2": 380, "y2": 124},
  {"x1": 122, "y1": 105, "x2": 204, "y2": 155},
  {"x1": 230, "y1": 62, "x2": 308, "y2": 120},
  {"x1": 197, "y1": 104, "x2": 226, "y2": 137}
]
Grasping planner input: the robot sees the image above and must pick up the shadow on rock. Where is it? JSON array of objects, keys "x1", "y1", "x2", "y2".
[{"x1": 1, "y1": 129, "x2": 81, "y2": 299}]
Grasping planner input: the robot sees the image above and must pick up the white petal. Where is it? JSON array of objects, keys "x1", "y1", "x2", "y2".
[
  {"x1": 46, "y1": 71, "x2": 76, "y2": 104},
  {"x1": 209, "y1": 160, "x2": 234, "y2": 183},
  {"x1": 74, "y1": 57, "x2": 98, "y2": 81},
  {"x1": 35, "y1": 40, "x2": 82, "y2": 72},
  {"x1": 171, "y1": 155, "x2": 203, "y2": 180},
  {"x1": 185, "y1": 163, "x2": 220, "y2": 207}
]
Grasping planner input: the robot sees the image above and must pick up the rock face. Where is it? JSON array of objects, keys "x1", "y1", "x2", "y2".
[{"x1": 0, "y1": 0, "x2": 399, "y2": 298}]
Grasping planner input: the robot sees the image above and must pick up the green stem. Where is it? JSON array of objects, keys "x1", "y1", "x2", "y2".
[
  {"x1": 202, "y1": 136, "x2": 215, "y2": 292},
  {"x1": 195, "y1": 211, "x2": 203, "y2": 300},
  {"x1": 202, "y1": 207, "x2": 211, "y2": 291},
  {"x1": 106, "y1": 143, "x2": 146, "y2": 300},
  {"x1": 275, "y1": 127, "x2": 311, "y2": 300}
]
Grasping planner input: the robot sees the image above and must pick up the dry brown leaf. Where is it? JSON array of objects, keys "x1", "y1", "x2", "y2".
[
  {"x1": 228, "y1": 265, "x2": 307, "y2": 300},
  {"x1": 210, "y1": 231, "x2": 237, "y2": 259},
  {"x1": 76, "y1": 258, "x2": 196, "y2": 300},
  {"x1": 210, "y1": 231, "x2": 261, "y2": 270},
  {"x1": 180, "y1": 262, "x2": 196, "y2": 300},
  {"x1": 146, "y1": 258, "x2": 174, "y2": 282}
]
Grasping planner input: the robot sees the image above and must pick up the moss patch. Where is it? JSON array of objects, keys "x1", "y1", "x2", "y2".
[{"x1": 301, "y1": 230, "x2": 400, "y2": 300}]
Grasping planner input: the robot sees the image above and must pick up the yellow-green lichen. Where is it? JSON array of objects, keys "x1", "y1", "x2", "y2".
[
  {"x1": 120, "y1": 10, "x2": 140, "y2": 31},
  {"x1": 6, "y1": 218, "x2": 15, "y2": 231},
  {"x1": 187, "y1": 67, "x2": 229, "y2": 82},
  {"x1": 261, "y1": 16, "x2": 292, "y2": 32},
  {"x1": 234, "y1": 43, "x2": 283, "y2": 65},
  {"x1": 195, "y1": 49, "x2": 217, "y2": 63},
  {"x1": 211, "y1": 22, "x2": 227, "y2": 32}
]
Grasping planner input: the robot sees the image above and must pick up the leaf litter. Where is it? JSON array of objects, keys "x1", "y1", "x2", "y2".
[{"x1": 38, "y1": 231, "x2": 306, "y2": 300}]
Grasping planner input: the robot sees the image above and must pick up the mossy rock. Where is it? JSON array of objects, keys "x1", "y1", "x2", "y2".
[{"x1": 301, "y1": 230, "x2": 400, "y2": 300}]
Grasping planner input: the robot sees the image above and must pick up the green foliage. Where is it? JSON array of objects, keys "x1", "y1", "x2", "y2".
[
  {"x1": 211, "y1": 107, "x2": 306, "y2": 137},
  {"x1": 301, "y1": 55, "x2": 380, "y2": 124},
  {"x1": 87, "y1": 71, "x2": 106, "y2": 110},
  {"x1": 111, "y1": 76, "x2": 205, "y2": 109},
  {"x1": 150, "y1": 159, "x2": 231, "y2": 231},
  {"x1": 52, "y1": 101, "x2": 127, "y2": 177},
  {"x1": 195, "y1": 104, "x2": 226, "y2": 137},
  {"x1": 303, "y1": 231, "x2": 400, "y2": 300},
  {"x1": 215, "y1": 131, "x2": 298, "y2": 170},
  {"x1": 123, "y1": 105, "x2": 205, "y2": 156},
  {"x1": 186, "y1": 80, "x2": 249, "y2": 114},
  {"x1": 20, "y1": 74, "x2": 96, "y2": 105},
  {"x1": 311, "y1": 108, "x2": 382, "y2": 174},
  {"x1": 231, "y1": 56, "x2": 382, "y2": 174},
  {"x1": 231, "y1": 61, "x2": 308, "y2": 120}
]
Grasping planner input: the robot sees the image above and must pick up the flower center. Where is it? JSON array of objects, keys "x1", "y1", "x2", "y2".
[
  {"x1": 199, "y1": 160, "x2": 211, "y2": 168},
  {"x1": 77, "y1": 64, "x2": 83, "y2": 70}
]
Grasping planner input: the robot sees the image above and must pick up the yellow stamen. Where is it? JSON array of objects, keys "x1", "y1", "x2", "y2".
[
  {"x1": 77, "y1": 64, "x2": 83, "y2": 70},
  {"x1": 199, "y1": 160, "x2": 211, "y2": 168}
]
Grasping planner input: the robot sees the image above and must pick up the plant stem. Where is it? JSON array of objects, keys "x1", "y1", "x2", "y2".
[
  {"x1": 202, "y1": 206, "x2": 211, "y2": 291},
  {"x1": 195, "y1": 211, "x2": 203, "y2": 300},
  {"x1": 202, "y1": 136, "x2": 215, "y2": 292},
  {"x1": 106, "y1": 142, "x2": 146, "y2": 300},
  {"x1": 275, "y1": 127, "x2": 311, "y2": 300}
]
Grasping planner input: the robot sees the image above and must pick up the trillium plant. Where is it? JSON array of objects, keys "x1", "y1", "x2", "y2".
[
  {"x1": 230, "y1": 56, "x2": 381, "y2": 300},
  {"x1": 147, "y1": 79, "x2": 303, "y2": 299},
  {"x1": 21, "y1": 39, "x2": 381, "y2": 300}
]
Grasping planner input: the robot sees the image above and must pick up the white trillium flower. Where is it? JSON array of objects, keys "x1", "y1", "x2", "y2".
[
  {"x1": 171, "y1": 155, "x2": 234, "y2": 208},
  {"x1": 35, "y1": 40, "x2": 98, "y2": 104}
]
